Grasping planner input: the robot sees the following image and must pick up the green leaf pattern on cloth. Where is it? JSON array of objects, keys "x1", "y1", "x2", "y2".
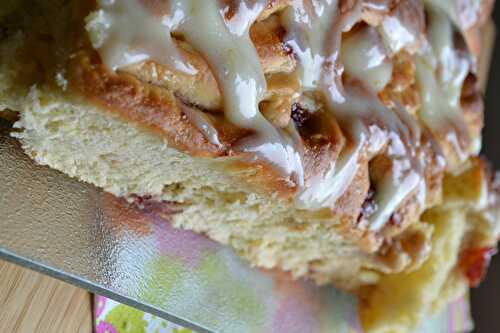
[
  {"x1": 105, "y1": 304, "x2": 148, "y2": 333},
  {"x1": 95, "y1": 296, "x2": 194, "y2": 333}
]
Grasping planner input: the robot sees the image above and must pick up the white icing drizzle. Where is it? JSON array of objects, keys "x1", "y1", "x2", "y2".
[
  {"x1": 86, "y1": 0, "x2": 195, "y2": 73},
  {"x1": 171, "y1": 0, "x2": 267, "y2": 128},
  {"x1": 416, "y1": 4, "x2": 472, "y2": 166},
  {"x1": 332, "y1": 84, "x2": 426, "y2": 231},
  {"x1": 281, "y1": 0, "x2": 340, "y2": 90},
  {"x1": 378, "y1": 15, "x2": 417, "y2": 54},
  {"x1": 283, "y1": 1, "x2": 425, "y2": 229},
  {"x1": 172, "y1": 0, "x2": 303, "y2": 183},
  {"x1": 344, "y1": 6, "x2": 430, "y2": 226},
  {"x1": 282, "y1": 0, "x2": 362, "y2": 101},
  {"x1": 425, "y1": 0, "x2": 482, "y2": 31},
  {"x1": 341, "y1": 26, "x2": 393, "y2": 92},
  {"x1": 282, "y1": 0, "x2": 367, "y2": 209},
  {"x1": 376, "y1": 0, "x2": 424, "y2": 54}
]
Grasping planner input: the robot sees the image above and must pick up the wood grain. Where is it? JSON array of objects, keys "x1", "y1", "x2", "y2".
[{"x1": 0, "y1": 259, "x2": 92, "y2": 333}]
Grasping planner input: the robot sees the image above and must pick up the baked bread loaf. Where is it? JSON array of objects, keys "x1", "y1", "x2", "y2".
[{"x1": 0, "y1": 0, "x2": 498, "y2": 331}]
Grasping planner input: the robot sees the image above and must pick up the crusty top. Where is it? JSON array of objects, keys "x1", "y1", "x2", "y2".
[{"x1": 65, "y1": 0, "x2": 491, "y2": 250}]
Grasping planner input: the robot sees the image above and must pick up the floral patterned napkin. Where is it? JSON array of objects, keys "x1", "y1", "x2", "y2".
[
  {"x1": 94, "y1": 294, "x2": 473, "y2": 333},
  {"x1": 95, "y1": 295, "x2": 194, "y2": 333}
]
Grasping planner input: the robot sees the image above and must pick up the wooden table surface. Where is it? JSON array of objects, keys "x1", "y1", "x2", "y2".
[{"x1": 0, "y1": 259, "x2": 92, "y2": 333}]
